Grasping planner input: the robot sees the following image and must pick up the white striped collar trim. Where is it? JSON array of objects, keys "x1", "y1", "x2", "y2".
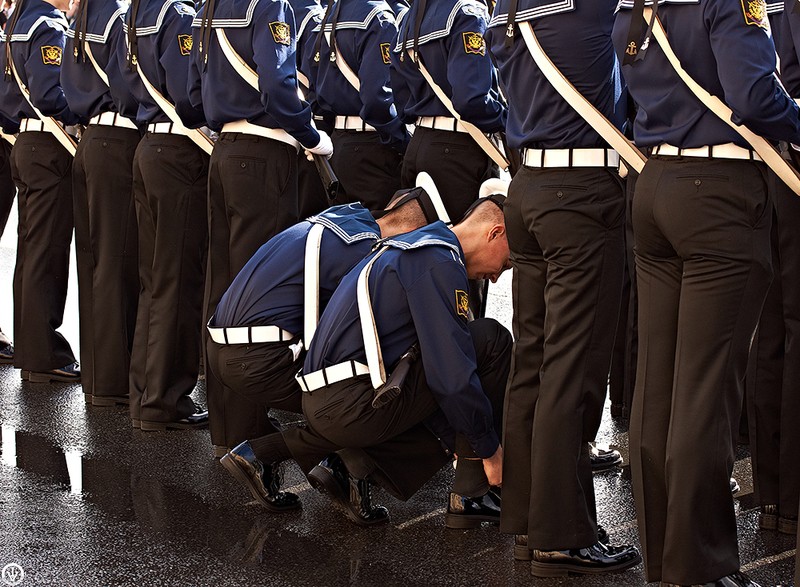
[
  {"x1": 191, "y1": 0, "x2": 260, "y2": 28},
  {"x1": 393, "y1": 0, "x2": 487, "y2": 52},
  {"x1": 9, "y1": 14, "x2": 68, "y2": 41},
  {"x1": 766, "y1": 1, "x2": 783, "y2": 14},
  {"x1": 309, "y1": 216, "x2": 380, "y2": 244},
  {"x1": 66, "y1": 7, "x2": 126, "y2": 42},
  {"x1": 616, "y1": 0, "x2": 699, "y2": 9},
  {"x1": 123, "y1": 0, "x2": 193, "y2": 36},
  {"x1": 312, "y1": 6, "x2": 391, "y2": 32},
  {"x1": 488, "y1": 0, "x2": 574, "y2": 27}
]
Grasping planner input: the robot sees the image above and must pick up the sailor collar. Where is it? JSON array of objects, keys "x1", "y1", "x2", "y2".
[
  {"x1": 309, "y1": 204, "x2": 381, "y2": 245},
  {"x1": 393, "y1": 0, "x2": 488, "y2": 52},
  {"x1": 312, "y1": 2, "x2": 393, "y2": 34},
  {"x1": 378, "y1": 221, "x2": 463, "y2": 261},
  {"x1": 66, "y1": 2, "x2": 127, "y2": 43},
  {"x1": 487, "y1": 0, "x2": 574, "y2": 28},
  {"x1": 9, "y1": 0, "x2": 68, "y2": 42},
  {"x1": 123, "y1": 0, "x2": 195, "y2": 37},
  {"x1": 616, "y1": 0, "x2": 699, "y2": 10}
]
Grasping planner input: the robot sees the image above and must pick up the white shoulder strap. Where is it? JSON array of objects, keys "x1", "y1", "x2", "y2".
[
  {"x1": 303, "y1": 223, "x2": 325, "y2": 346},
  {"x1": 324, "y1": 30, "x2": 360, "y2": 91},
  {"x1": 83, "y1": 41, "x2": 110, "y2": 86},
  {"x1": 125, "y1": 37, "x2": 213, "y2": 154},
  {"x1": 408, "y1": 49, "x2": 510, "y2": 171},
  {"x1": 8, "y1": 57, "x2": 76, "y2": 155},
  {"x1": 517, "y1": 21, "x2": 647, "y2": 174},
  {"x1": 645, "y1": 8, "x2": 800, "y2": 195},
  {"x1": 357, "y1": 246, "x2": 389, "y2": 389}
]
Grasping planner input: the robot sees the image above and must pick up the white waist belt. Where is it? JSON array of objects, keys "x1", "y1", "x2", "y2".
[
  {"x1": 90, "y1": 111, "x2": 137, "y2": 130},
  {"x1": 19, "y1": 118, "x2": 45, "y2": 132},
  {"x1": 652, "y1": 143, "x2": 763, "y2": 162},
  {"x1": 416, "y1": 116, "x2": 468, "y2": 133},
  {"x1": 221, "y1": 120, "x2": 300, "y2": 151},
  {"x1": 523, "y1": 148, "x2": 619, "y2": 168},
  {"x1": 296, "y1": 360, "x2": 370, "y2": 393},
  {"x1": 147, "y1": 121, "x2": 186, "y2": 135},
  {"x1": 207, "y1": 324, "x2": 295, "y2": 345},
  {"x1": 334, "y1": 115, "x2": 376, "y2": 132}
]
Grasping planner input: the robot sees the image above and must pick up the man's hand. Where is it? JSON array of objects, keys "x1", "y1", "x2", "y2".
[
  {"x1": 304, "y1": 130, "x2": 333, "y2": 161},
  {"x1": 482, "y1": 445, "x2": 503, "y2": 487}
]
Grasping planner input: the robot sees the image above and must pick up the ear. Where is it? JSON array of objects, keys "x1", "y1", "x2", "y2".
[{"x1": 488, "y1": 224, "x2": 504, "y2": 240}]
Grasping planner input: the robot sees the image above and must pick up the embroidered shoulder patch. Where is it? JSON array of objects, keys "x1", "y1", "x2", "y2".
[
  {"x1": 455, "y1": 289, "x2": 469, "y2": 318},
  {"x1": 462, "y1": 32, "x2": 485, "y2": 56},
  {"x1": 178, "y1": 34, "x2": 192, "y2": 56},
  {"x1": 270, "y1": 21, "x2": 291, "y2": 46},
  {"x1": 41, "y1": 46, "x2": 62, "y2": 66},
  {"x1": 742, "y1": 0, "x2": 768, "y2": 29},
  {"x1": 380, "y1": 42, "x2": 391, "y2": 64}
]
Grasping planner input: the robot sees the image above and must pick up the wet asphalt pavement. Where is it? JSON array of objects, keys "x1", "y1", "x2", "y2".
[{"x1": 0, "y1": 211, "x2": 798, "y2": 587}]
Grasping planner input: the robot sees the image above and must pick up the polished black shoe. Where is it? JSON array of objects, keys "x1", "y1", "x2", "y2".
[
  {"x1": 514, "y1": 525, "x2": 610, "y2": 560},
  {"x1": 29, "y1": 362, "x2": 81, "y2": 383},
  {"x1": 140, "y1": 411, "x2": 209, "y2": 431},
  {"x1": 660, "y1": 570, "x2": 763, "y2": 586},
  {"x1": 220, "y1": 441, "x2": 300, "y2": 512},
  {"x1": 590, "y1": 444, "x2": 623, "y2": 472},
  {"x1": 730, "y1": 477, "x2": 740, "y2": 495},
  {"x1": 307, "y1": 453, "x2": 389, "y2": 526},
  {"x1": 445, "y1": 487, "x2": 501, "y2": 529},
  {"x1": 530, "y1": 541, "x2": 641, "y2": 577},
  {"x1": 0, "y1": 342, "x2": 13, "y2": 364},
  {"x1": 758, "y1": 504, "x2": 778, "y2": 530}
]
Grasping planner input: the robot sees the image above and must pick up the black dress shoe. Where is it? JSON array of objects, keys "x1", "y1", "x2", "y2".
[
  {"x1": 660, "y1": 570, "x2": 763, "y2": 587},
  {"x1": 590, "y1": 444, "x2": 623, "y2": 472},
  {"x1": 140, "y1": 411, "x2": 209, "y2": 431},
  {"x1": 29, "y1": 362, "x2": 81, "y2": 383},
  {"x1": 220, "y1": 441, "x2": 300, "y2": 512},
  {"x1": 445, "y1": 487, "x2": 501, "y2": 529},
  {"x1": 307, "y1": 453, "x2": 389, "y2": 526},
  {"x1": 514, "y1": 525, "x2": 610, "y2": 560},
  {"x1": 530, "y1": 541, "x2": 641, "y2": 577},
  {"x1": 730, "y1": 477, "x2": 740, "y2": 495}
]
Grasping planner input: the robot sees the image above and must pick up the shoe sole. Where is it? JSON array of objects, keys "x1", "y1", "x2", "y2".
[
  {"x1": 444, "y1": 512, "x2": 500, "y2": 530},
  {"x1": 132, "y1": 419, "x2": 141, "y2": 429},
  {"x1": 139, "y1": 420, "x2": 208, "y2": 431},
  {"x1": 0, "y1": 357, "x2": 13, "y2": 365},
  {"x1": 514, "y1": 545, "x2": 532, "y2": 561},
  {"x1": 219, "y1": 454, "x2": 300, "y2": 513},
  {"x1": 28, "y1": 372, "x2": 81, "y2": 383},
  {"x1": 91, "y1": 395, "x2": 130, "y2": 407},
  {"x1": 307, "y1": 465, "x2": 389, "y2": 527},
  {"x1": 21, "y1": 370, "x2": 30, "y2": 381},
  {"x1": 591, "y1": 458, "x2": 623, "y2": 473},
  {"x1": 531, "y1": 553, "x2": 642, "y2": 578}
]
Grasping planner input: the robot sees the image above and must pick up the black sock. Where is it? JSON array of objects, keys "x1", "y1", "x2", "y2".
[{"x1": 249, "y1": 432, "x2": 292, "y2": 464}]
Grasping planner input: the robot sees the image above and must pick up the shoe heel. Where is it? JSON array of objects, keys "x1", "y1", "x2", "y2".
[
  {"x1": 530, "y1": 562, "x2": 569, "y2": 578},
  {"x1": 513, "y1": 544, "x2": 532, "y2": 561},
  {"x1": 759, "y1": 512, "x2": 778, "y2": 531},
  {"x1": 92, "y1": 396, "x2": 128, "y2": 407},
  {"x1": 28, "y1": 372, "x2": 52, "y2": 383},
  {"x1": 444, "y1": 513, "x2": 482, "y2": 530},
  {"x1": 139, "y1": 421, "x2": 168, "y2": 432}
]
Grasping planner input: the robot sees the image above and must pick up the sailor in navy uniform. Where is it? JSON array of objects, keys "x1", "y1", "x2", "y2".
[
  {"x1": 119, "y1": 0, "x2": 210, "y2": 431},
  {"x1": 391, "y1": 0, "x2": 506, "y2": 222},
  {"x1": 220, "y1": 198, "x2": 513, "y2": 527},
  {"x1": 308, "y1": 0, "x2": 407, "y2": 210},
  {"x1": 188, "y1": 0, "x2": 333, "y2": 457},
  {"x1": 744, "y1": 0, "x2": 800, "y2": 544},
  {"x1": 209, "y1": 189, "x2": 438, "y2": 517},
  {"x1": 1, "y1": 0, "x2": 81, "y2": 382},
  {"x1": 61, "y1": 0, "x2": 141, "y2": 407},
  {"x1": 485, "y1": 0, "x2": 640, "y2": 578},
  {"x1": 613, "y1": 1, "x2": 800, "y2": 584}
]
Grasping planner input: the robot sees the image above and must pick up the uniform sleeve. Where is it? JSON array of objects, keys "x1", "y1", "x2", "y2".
[
  {"x1": 444, "y1": 6, "x2": 506, "y2": 133},
  {"x1": 708, "y1": 0, "x2": 800, "y2": 142},
  {"x1": 253, "y1": 1, "x2": 319, "y2": 148},
  {"x1": 356, "y1": 11, "x2": 409, "y2": 151},
  {"x1": 405, "y1": 256, "x2": 500, "y2": 458},
  {"x1": 158, "y1": 3, "x2": 206, "y2": 128},
  {"x1": 25, "y1": 24, "x2": 79, "y2": 125},
  {"x1": 186, "y1": 24, "x2": 203, "y2": 115}
]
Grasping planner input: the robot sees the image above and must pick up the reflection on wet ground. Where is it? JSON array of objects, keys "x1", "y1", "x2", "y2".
[{"x1": 0, "y1": 237, "x2": 796, "y2": 586}]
